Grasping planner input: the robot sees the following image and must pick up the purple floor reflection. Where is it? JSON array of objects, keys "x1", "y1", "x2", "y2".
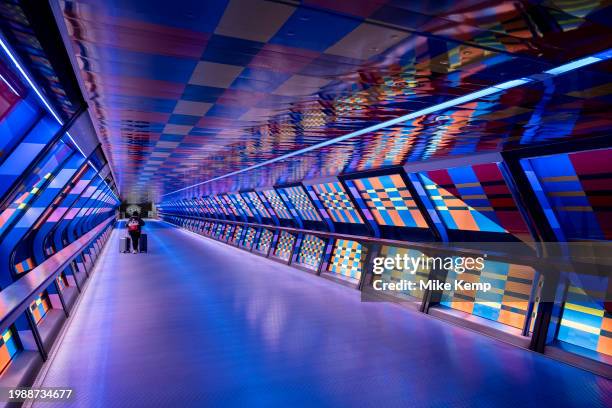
[{"x1": 34, "y1": 221, "x2": 612, "y2": 407}]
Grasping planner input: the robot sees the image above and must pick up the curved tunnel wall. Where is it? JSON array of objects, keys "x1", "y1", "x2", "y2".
[
  {"x1": 0, "y1": 51, "x2": 119, "y2": 377},
  {"x1": 158, "y1": 145, "x2": 612, "y2": 364}
]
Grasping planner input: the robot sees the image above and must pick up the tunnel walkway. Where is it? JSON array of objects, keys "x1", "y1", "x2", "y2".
[{"x1": 33, "y1": 220, "x2": 611, "y2": 407}]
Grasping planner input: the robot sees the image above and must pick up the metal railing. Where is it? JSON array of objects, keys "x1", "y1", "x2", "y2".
[{"x1": 0, "y1": 216, "x2": 115, "y2": 363}]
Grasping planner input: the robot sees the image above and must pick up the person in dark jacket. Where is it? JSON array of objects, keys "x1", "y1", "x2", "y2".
[{"x1": 126, "y1": 212, "x2": 145, "y2": 253}]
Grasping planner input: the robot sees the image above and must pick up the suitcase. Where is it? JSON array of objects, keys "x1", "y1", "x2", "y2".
[
  {"x1": 120, "y1": 237, "x2": 131, "y2": 253},
  {"x1": 139, "y1": 233, "x2": 148, "y2": 253}
]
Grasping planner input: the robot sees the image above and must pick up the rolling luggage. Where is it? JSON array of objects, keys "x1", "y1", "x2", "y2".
[
  {"x1": 139, "y1": 233, "x2": 148, "y2": 253},
  {"x1": 120, "y1": 237, "x2": 131, "y2": 253}
]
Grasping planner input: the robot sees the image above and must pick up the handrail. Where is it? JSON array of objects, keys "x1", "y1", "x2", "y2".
[
  {"x1": 161, "y1": 213, "x2": 611, "y2": 273},
  {"x1": 0, "y1": 216, "x2": 114, "y2": 330}
]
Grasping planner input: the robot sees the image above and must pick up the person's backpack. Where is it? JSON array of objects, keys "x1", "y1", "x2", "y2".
[{"x1": 127, "y1": 218, "x2": 140, "y2": 232}]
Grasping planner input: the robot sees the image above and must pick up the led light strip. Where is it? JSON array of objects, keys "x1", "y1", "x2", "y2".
[
  {"x1": 163, "y1": 48, "x2": 612, "y2": 198},
  {"x1": 0, "y1": 35, "x2": 119, "y2": 201}
]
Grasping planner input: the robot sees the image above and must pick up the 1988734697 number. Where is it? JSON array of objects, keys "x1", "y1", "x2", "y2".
[{"x1": 2, "y1": 387, "x2": 74, "y2": 402}]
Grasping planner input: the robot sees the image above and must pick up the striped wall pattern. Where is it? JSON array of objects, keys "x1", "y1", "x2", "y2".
[
  {"x1": 558, "y1": 278, "x2": 611, "y2": 356},
  {"x1": 441, "y1": 261, "x2": 535, "y2": 329},
  {"x1": 419, "y1": 163, "x2": 530, "y2": 238},
  {"x1": 526, "y1": 148, "x2": 612, "y2": 240}
]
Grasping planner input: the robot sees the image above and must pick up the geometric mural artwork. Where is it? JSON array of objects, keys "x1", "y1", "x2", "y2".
[
  {"x1": 440, "y1": 260, "x2": 536, "y2": 330},
  {"x1": 274, "y1": 231, "x2": 295, "y2": 261},
  {"x1": 278, "y1": 186, "x2": 321, "y2": 222},
  {"x1": 312, "y1": 182, "x2": 363, "y2": 224},
  {"x1": 0, "y1": 328, "x2": 18, "y2": 374},
  {"x1": 29, "y1": 292, "x2": 52, "y2": 324},
  {"x1": 262, "y1": 190, "x2": 292, "y2": 220},
  {"x1": 350, "y1": 174, "x2": 428, "y2": 228},
  {"x1": 525, "y1": 148, "x2": 612, "y2": 241},
  {"x1": 257, "y1": 229, "x2": 274, "y2": 254},
  {"x1": 297, "y1": 234, "x2": 325, "y2": 270},
  {"x1": 242, "y1": 227, "x2": 257, "y2": 249},
  {"x1": 558, "y1": 280, "x2": 612, "y2": 357},
  {"x1": 328, "y1": 239, "x2": 364, "y2": 281},
  {"x1": 420, "y1": 163, "x2": 530, "y2": 239},
  {"x1": 378, "y1": 246, "x2": 429, "y2": 300}
]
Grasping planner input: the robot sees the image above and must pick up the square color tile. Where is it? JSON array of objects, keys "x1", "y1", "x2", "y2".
[
  {"x1": 240, "y1": 107, "x2": 276, "y2": 122},
  {"x1": 249, "y1": 43, "x2": 320, "y2": 74},
  {"x1": 181, "y1": 84, "x2": 225, "y2": 103},
  {"x1": 189, "y1": 61, "x2": 244, "y2": 87},
  {"x1": 273, "y1": 74, "x2": 331, "y2": 96},
  {"x1": 215, "y1": 0, "x2": 295, "y2": 42},
  {"x1": 216, "y1": 89, "x2": 267, "y2": 107},
  {"x1": 299, "y1": 53, "x2": 363, "y2": 77},
  {"x1": 202, "y1": 34, "x2": 264, "y2": 66},
  {"x1": 173, "y1": 100, "x2": 213, "y2": 116},
  {"x1": 163, "y1": 123, "x2": 193, "y2": 135},
  {"x1": 304, "y1": 0, "x2": 387, "y2": 18},
  {"x1": 270, "y1": 8, "x2": 360, "y2": 52},
  {"x1": 230, "y1": 68, "x2": 291, "y2": 93},
  {"x1": 168, "y1": 114, "x2": 200, "y2": 126},
  {"x1": 205, "y1": 104, "x2": 248, "y2": 118},
  {"x1": 325, "y1": 22, "x2": 408, "y2": 60}
]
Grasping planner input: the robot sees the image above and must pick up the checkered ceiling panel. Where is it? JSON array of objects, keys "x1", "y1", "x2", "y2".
[{"x1": 58, "y1": 0, "x2": 612, "y2": 201}]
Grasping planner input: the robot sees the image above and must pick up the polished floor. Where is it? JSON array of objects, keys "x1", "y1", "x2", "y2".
[{"x1": 34, "y1": 221, "x2": 611, "y2": 407}]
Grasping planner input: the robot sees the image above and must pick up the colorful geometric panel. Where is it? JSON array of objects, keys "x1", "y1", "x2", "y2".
[
  {"x1": 0, "y1": 141, "x2": 73, "y2": 235},
  {"x1": 257, "y1": 229, "x2": 274, "y2": 253},
  {"x1": 351, "y1": 174, "x2": 427, "y2": 228},
  {"x1": 244, "y1": 191, "x2": 271, "y2": 219},
  {"x1": 297, "y1": 234, "x2": 325, "y2": 270},
  {"x1": 328, "y1": 239, "x2": 364, "y2": 281},
  {"x1": 526, "y1": 148, "x2": 612, "y2": 240},
  {"x1": 222, "y1": 224, "x2": 234, "y2": 241},
  {"x1": 274, "y1": 231, "x2": 295, "y2": 261},
  {"x1": 29, "y1": 292, "x2": 51, "y2": 324},
  {"x1": 220, "y1": 194, "x2": 241, "y2": 217},
  {"x1": 441, "y1": 261, "x2": 535, "y2": 330},
  {"x1": 56, "y1": 272, "x2": 68, "y2": 292},
  {"x1": 312, "y1": 182, "x2": 363, "y2": 224},
  {"x1": 230, "y1": 193, "x2": 254, "y2": 218},
  {"x1": 558, "y1": 278, "x2": 612, "y2": 357},
  {"x1": 242, "y1": 227, "x2": 257, "y2": 249},
  {"x1": 14, "y1": 257, "x2": 35, "y2": 274},
  {"x1": 203, "y1": 197, "x2": 222, "y2": 216},
  {"x1": 419, "y1": 163, "x2": 530, "y2": 237},
  {"x1": 230, "y1": 225, "x2": 243, "y2": 244},
  {"x1": 278, "y1": 186, "x2": 322, "y2": 222},
  {"x1": 262, "y1": 189, "x2": 292, "y2": 220},
  {"x1": 214, "y1": 223, "x2": 225, "y2": 239},
  {"x1": 211, "y1": 196, "x2": 231, "y2": 216},
  {"x1": 378, "y1": 246, "x2": 429, "y2": 300},
  {"x1": 0, "y1": 327, "x2": 19, "y2": 374}
]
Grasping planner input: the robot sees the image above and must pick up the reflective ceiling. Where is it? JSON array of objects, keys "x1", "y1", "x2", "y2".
[{"x1": 55, "y1": 0, "x2": 612, "y2": 201}]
